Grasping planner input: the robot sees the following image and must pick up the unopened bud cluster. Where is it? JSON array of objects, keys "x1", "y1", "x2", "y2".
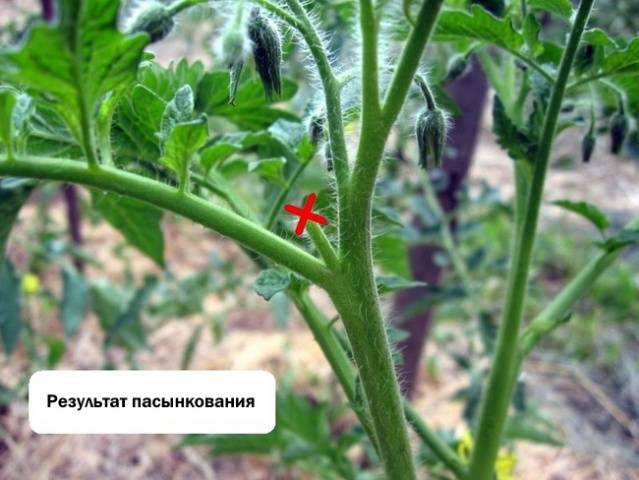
[{"x1": 414, "y1": 77, "x2": 448, "y2": 171}]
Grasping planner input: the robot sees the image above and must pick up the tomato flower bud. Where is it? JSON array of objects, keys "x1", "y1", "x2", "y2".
[
  {"x1": 218, "y1": 2, "x2": 248, "y2": 105},
  {"x1": 248, "y1": 8, "x2": 282, "y2": 101},
  {"x1": 416, "y1": 108, "x2": 447, "y2": 171},
  {"x1": 581, "y1": 131, "x2": 596, "y2": 163},
  {"x1": 126, "y1": 0, "x2": 174, "y2": 43},
  {"x1": 610, "y1": 103, "x2": 629, "y2": 154}
]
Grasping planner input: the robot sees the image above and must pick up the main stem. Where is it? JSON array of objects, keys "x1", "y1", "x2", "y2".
[
  {"x1": 467, "y1": 2, "x2": 596, "y2": 478},
  {"x1": 324, "y1": 1, "x2": 445, "y2": 478}
]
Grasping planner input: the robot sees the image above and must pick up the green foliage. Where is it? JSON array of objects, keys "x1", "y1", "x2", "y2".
[
  {"x1": 436, "y1": 6, "x2": 523, "y2": 52},
  {"x1": 93, "y1": 193, "x2": 165, "y2": 267},
  {"x1": 0, "y1": 178, "x2": 34, "y2": 259},
  {"x1": 0, "y1": 0, "x2": 147, "y2": 156},
  {"x1": 527, "y1": 0, "x2": 573, "y2": 19},
  {"x1": 551, "y1": 200, "x2": 610, "y2": 234},
  {"x1": 61, "y1": 265, "x2": 90, "y2": 337},
  {"x1": 182, "y1": 388, "x2": 362, "y2": 479},
  {"x1": 98, "y1": 276, "x2": 158, "y2": 351},
  {"x1": 492, "y1": 96, "x2": 537, "y2": 163},
  {"x1": 0, "y1": 258, "x2": 21, "y2": 355},
  {"x1": 254, "y1": 268, "x2": 291, "y2": 301}
]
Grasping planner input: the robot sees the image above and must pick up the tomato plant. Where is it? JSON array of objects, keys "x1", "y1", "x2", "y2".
[{"x1": 1, "y1": 0, "x2": 638, "y2": 478}]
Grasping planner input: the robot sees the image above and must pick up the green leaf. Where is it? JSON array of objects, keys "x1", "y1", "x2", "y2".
[
  {"x1": 181, "y1": 389, "x2": 342, "y2": 473},
  {"x1": 492, "y1": 96, "x2": 536, "y2": 162},
  {"x1": 602, "y1": 37, "x2": 639, "y2": 75},
  {"x1": 504, "y1": 413, "x2": 563, "y2": 446},
  {"x1": 61, "y1": 265, "x2": 90, "y2": 337},
  {"x1": 0, "y1": 0, "x2": 147, "y2": 147},
  {"x1": 435, "y1": 6, "x2": 523, "y2": 53},
  {"x1": 182, "y1": 431, "x2": 281, "y2": 455},
  {"x1": 253, "y1": 268, "x2": 291, "y2": 301},
  {"x1": 527, "y1": 0, "x2": 573, "y2": 19},
  {"x1": 159, "y1": 85, "x2": 195, "y2": 141},
  {"x1": 45, "y1": 337, "x2": 67, "y2": 367},
  {"x1": 523, "y1": 14, "x2": 543, "y2": 56},
  {"x1": 248, "y1": 157, "x2": 287, "y2": 187},
  {"x1": 599, "y1": 228, "x2": 639, "y2": 252},
  {"x1": 93, "y1": 193, "x2": 165, "y2": 267},
  {"x1": 373, "y1": 234, "x2": 411, "y2": 279},
  {"x1": 551, "y1": 199, "x2": 610, "y2": 233},
  {"x1": 161, "y1": 116, "x2": 209, "y2": 186},
  {"x1": 199, "y1": 134, "x2": 245, "y2": 171},
  {"x1": 0, "y1": 259, "x2": 22, "y2": 355},
  {"x1": 138, "y1": 59, "x2": 206, "y2": 102},
  {"x1": 196, "y1": 71, "x2": 299, "y2": 130},
  {"x1": 0, "y1": 178, "x2": 35, "y2": 260},
  {"x1": 376, "y1": 276, "x2": 426, "y2": 295},
  {"x1": 114, "y1": 84, "x2": 166, "y2": 161},
  {"x1": 104, "y1": 276, "x2": 157, "y2": 349},
  {"x1": 582, "y1": 29, "x2": 617, "y2": 48}
]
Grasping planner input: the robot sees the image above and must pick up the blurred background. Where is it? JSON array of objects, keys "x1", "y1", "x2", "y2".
[{"x1": 1, "y1": 0, "x2": 638, "y2": 479}]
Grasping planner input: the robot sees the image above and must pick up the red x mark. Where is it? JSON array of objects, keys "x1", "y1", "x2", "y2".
[{"x1": 284, "y1": 193, "x2": 328, "y2": 236}]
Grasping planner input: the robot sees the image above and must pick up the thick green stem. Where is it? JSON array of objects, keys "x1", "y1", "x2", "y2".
[
  {"x1": 282, "y1": 0, "x2": 351, "y2": 249},
  {"x1": 198, "y1": 166, "x2": 462, "y2": 472},
  {"x1": 467, "y1": 2, "x2": 596, "y2": 479},
  {"x1": 328, "y1": 278, "x2": 417, "y2": 480},
  {"x1": 0, "y1": 155, "x2": 332, "y2": 288},
  {"x1": 330, "y1": 2, "x2": 446, "y2": 478},
  {"x1": 359, "y1": 0, "x2": 382, "y2": 123},
  {"x1": 380, "y1": 0, "x2": 445, "y2": 130},
  {"x1": 289, "y1": 290, "x2": 381, "y2": 453}
]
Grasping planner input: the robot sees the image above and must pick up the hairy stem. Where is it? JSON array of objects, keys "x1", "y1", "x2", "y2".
[
  {"x1": 307, "y1": 223, "x2": 340, "y2": 273},
  {"x1": 331, "y1": 1, "x2": 446, "y2": 478},
  {"x1": 282, "y1": 0, "x2": 351, "y2": 251},
  {"x1": 467, "y1": 2, "x2": 596, "y2": 478},
  {"x1": 0, "y1": 155, "x2": 332, "y2": 288},
  {"x1": 381, "y1": 0, "x2": 445, "y2": 129}
]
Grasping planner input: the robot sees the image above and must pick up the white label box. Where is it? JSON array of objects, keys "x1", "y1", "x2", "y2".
[{"x1": 29, "y1": 370, "x2": 276, "y2": 434}]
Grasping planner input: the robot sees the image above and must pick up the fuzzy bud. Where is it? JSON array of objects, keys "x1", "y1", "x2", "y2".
[
  {"x1": 126, "y1": 1, "x2": 174, "y2": 43},
  {"x1": 220, "y1": 26, "x2": 248, "y2": 105},
  {"x1": 444, "y1": 54, "x2": 470, "y2": 83},
  {"x1": 581, "y1": 131, "x2": 596, "y2": 163},
  {"x1": 610, "y1": 106, "x2": 629, "y2": 155},
  {"x1": 309, "y1": 115, "x2": 326, "y2": 147},
  {"x1": 248, "y1": 8, "x2": 282, "y2": 101},
  {"x1": 416, "y1": 108, "x2": 447, "y2": 171}
]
